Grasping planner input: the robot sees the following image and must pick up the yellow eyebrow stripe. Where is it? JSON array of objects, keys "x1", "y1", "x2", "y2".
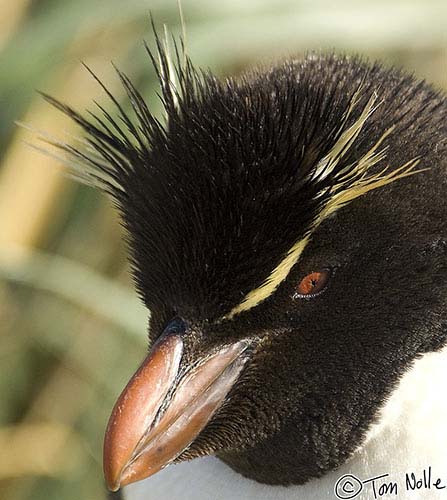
[
  {"x1": 222, "y1": 91, "x2": 422, "y2": 321},
  {"x1": 224, "y1": 236, "x2": 310, "y2": 320}
]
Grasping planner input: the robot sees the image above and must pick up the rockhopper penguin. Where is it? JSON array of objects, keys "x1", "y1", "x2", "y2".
[{"x1": 38, "y1": 26, "x2": 447, "y2": 500}]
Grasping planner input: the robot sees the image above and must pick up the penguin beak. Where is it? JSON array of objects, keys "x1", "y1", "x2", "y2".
[{"x1": 103, "y1": 329, "x2": 251, "y2": 491}]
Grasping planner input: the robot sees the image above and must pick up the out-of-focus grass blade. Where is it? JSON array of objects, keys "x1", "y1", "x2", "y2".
[{"x1": 0, "y1": 246, "x2": 147, "y2": 339}]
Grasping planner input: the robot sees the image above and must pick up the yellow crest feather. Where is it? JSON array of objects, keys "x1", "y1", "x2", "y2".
[{"x1": 223, "y1": 92, "x2": 422, "y2": 320}]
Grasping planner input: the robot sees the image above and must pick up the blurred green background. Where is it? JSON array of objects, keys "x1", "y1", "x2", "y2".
[{"x1": 0, "y1": 1, "x2": 445, "y2": 499}]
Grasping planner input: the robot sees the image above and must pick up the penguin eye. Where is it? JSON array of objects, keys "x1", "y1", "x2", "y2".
[{"x1": 294, "y1": 269, "x2": 331, "y2": 298}]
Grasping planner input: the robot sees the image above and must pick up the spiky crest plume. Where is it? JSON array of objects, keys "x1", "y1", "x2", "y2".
[{"x1": 26, "y1": 22, "x2": 424, "y2": 319}]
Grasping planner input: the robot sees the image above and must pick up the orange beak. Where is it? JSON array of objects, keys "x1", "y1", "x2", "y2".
[{"x1": 103, "y1": 329, "x2": 250, "y2": 491}]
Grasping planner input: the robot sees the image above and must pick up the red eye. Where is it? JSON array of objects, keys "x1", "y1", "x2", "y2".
[{"x1": 295, "y1": 269, "x2": 331, "y2": 298}]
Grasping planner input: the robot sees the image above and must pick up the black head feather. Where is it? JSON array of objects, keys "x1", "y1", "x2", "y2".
[{"x1": 38, "y1": 30, "x2": 436, "y2": 323}]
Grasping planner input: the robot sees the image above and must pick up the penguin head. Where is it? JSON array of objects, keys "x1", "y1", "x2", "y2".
[{"x1": 40, "y1": 32, "x2": 447, "y2": 491}]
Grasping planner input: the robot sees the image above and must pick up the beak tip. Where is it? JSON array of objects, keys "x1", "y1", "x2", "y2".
[
  {"x1": 103, "y1": 434, "x2": 122, "y2": 492},
  {"x1": 104, "y1": 465, "x2": 121, "y2": 492}
]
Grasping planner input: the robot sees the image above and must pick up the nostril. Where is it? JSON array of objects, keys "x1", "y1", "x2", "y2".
[{"x1": 164, "y1": 317, "x2": 187, "y2": 335}]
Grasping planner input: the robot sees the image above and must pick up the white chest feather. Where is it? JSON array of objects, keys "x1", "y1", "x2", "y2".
[{"x1": 124, "y1": 346, "x2": 447, "y2": 500}]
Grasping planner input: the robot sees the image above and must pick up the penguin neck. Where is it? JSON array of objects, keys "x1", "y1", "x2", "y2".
[
  {"x1": 218, "y1": 344, "x2": 447, "y2": 486},
  {"x1": 349, "y1": 344, "x2": 447, "y2": 476}
]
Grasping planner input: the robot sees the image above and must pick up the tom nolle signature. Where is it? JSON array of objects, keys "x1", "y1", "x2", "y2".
[{"x1": 334, "y1": 467, "x2": 446, "y2": 499}]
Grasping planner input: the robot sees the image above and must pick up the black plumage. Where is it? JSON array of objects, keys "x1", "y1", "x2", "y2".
[{"x1": 39, "y1": 27, "x2": 446, "y2": 489}]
